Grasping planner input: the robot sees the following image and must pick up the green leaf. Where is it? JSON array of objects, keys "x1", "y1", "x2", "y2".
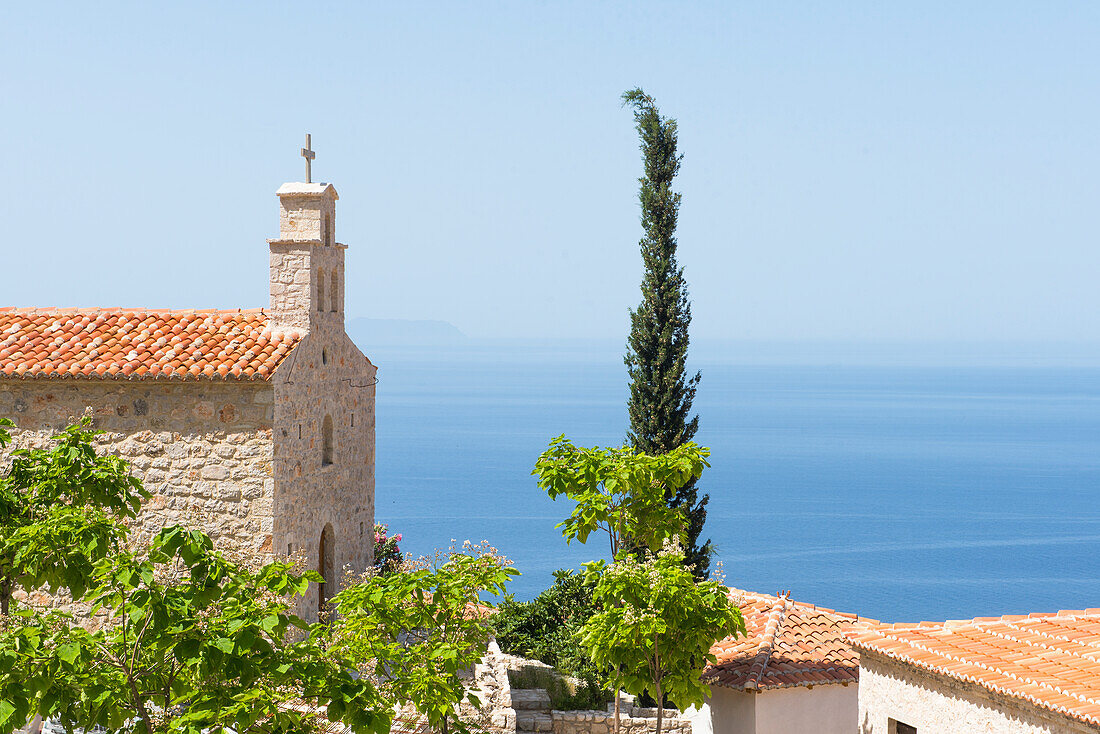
[{"x1": 56, "y1": 642, "x2": 79, "y2": 665}]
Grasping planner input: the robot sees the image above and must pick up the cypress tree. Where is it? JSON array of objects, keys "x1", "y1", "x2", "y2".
[{"x1": 622, "y1": 88, "x2": 712, "y2": 578}]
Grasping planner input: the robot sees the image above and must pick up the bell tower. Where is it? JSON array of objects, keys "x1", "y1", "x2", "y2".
[{"x1": 267, "y1": 136, "x2": 345, "y2": 331}]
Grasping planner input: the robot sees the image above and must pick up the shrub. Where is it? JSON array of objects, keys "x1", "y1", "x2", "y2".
[
  {"x1": 492, "y1": 569, "x2": 608, "y2": 702},
  {"x1": 509, "y1": 666, "x2": 610, "y2": 712},
  {"x1": 373, "y1": 523, "x2": 403, "y2": 575}
]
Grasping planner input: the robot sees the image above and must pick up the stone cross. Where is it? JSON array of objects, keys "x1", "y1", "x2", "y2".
[{"x1": 301, "y1": 134, "x2": 316, "y2": 183}]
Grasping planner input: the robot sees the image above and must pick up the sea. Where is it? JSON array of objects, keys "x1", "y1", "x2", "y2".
[{"x1": 372, "y1": 339, "x2": 1100, "y2": 624}]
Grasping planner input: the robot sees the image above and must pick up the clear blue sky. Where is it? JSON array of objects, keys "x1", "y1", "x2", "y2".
[{"x1": 3, "y1": 2, "x2": 1098, "y2": 341}]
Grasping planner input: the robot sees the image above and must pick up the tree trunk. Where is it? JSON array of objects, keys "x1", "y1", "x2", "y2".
[
  {"x1": 653, "y1": 634, "x2": 663, "y2": 734},
  {"x1": 654, "y1": 679, "x2": 663, "y2": 734}
]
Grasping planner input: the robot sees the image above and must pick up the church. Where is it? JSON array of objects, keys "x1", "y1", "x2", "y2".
[{"x1": 0, "y1": 142, "x2": 375, "y2": 621}]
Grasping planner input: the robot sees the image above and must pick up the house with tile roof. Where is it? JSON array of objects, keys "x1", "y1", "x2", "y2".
[
  {"x1": 846, "y1": 609, "x2": 1100, "y2": 733},
  {"x1": 683, "y1": 589, "x2": 873, "y2": 734},
  {"x1": 0, "y1": 166, "x2": 376, "y2": 622}
]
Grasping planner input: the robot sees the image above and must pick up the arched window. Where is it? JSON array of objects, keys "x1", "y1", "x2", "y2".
[
  {"x1": 318, "y1": 523, "x2": 335, "y2": 621},
  {"x1": 322, "y1": 415, "x2": 334, "y2": 466},
  {"x1": 323, "y1": 213, "x2": 333, "y2": 246},
  {"x1": 330, "y1": 269, "x2": 339, "y2": 312},
  {"x1": 317, "y1": 269, "x2": 326, "y2": 313}
]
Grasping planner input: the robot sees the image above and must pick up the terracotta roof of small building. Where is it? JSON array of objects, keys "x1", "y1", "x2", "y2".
[
  {"x1": 704, "y1": 589, "x2": 876, "y2": 691},
  {"x1": 0, "y1": 308, "x2": 302, "y2": 380},
  {"x1": 846, "y1": 610, "x2": 1100, "y2": 728}
]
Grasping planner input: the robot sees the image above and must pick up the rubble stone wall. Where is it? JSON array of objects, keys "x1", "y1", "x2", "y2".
[
  {"x1": 0, "y1": 380, "x2": 275, "y2": 557},
  {"x1": 550, "y1": 710, "x2": 691, "y2": 734},
  {"x1": 858, "y1": 650, "x2": 1097, "y2": 734}
]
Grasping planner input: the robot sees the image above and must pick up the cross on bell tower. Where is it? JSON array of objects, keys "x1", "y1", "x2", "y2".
[{"x1": 301, "y1": 134, "x2": 316, "y2": 183}]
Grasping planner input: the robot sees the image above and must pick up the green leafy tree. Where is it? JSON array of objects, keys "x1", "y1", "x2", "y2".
[
  {"x1": 533, "y1": 436, "x2": 709, "y2": 557},
  {"x1": 0, "y1": 524, "x2": 388, "y2": 734},
  {"x1": 534, "y1": 437, "x2": 724, "y2": 734},
  {"x1": 492, "y1": 569, "x2": 602, "y2": 686},
  {"x1": 621, "y1": 88, "x2": 712, "y2": 578},
  {"x1": 580, "y1": 545, "x2": 745, "y2": 734},
  {"x1": 0, "y1": 419, "x2": 148, "y2": 614},
  {"x1": 330, "y1": 541, "x2": 516, "y2": 734}
]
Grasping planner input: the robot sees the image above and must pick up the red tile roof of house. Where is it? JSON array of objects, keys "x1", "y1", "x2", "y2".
[
  {"x1": 0, "y1": 308, "x2": 302, "y2": 380},
  {"x1": 704, "y1": 589, "x2": 877, "y2": 691},
  {"x1": 846, "y1": 610, "x2": 1100, "y2": 728}
]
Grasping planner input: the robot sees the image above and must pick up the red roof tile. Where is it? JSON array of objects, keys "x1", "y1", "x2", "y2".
[
  {"x1": 704, "y1": 589, "x2": 876, "y2": 691},
  {"x1": 846, "y1": 610, "x2": 1100, "y2": 728},
  {"x1": 0, "y1": 308, "x2": 301, "y2": 381}
]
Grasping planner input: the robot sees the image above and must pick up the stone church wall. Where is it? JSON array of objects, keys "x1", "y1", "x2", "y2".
[
  {"x1": 0, "y1": 380, "x2": 276, "y2": 557},
  {"x1": 269, "y1": 233, "x2": 376, "y2": 621}
]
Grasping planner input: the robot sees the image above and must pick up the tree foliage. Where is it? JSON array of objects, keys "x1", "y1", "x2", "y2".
[
  {"x1": 533, "y1": 436, "x2": 709, "y2": 557},
  {"x1": 0, "y1": 419, "x2": 148, "y2": 614},
  {"x1": 0, "y1": 525, "x2": 387, "y2": 734},
  {"x1": 492, "y1": 569, "x2": 602, "y2": 687},
  {"x1": 621, "y1": 87, "x2": 712, "y2": 577},
  {"x1": 534, "y1": 436, "x2": 743, "y2": 734},
  {"x1": 330, "y1": 541, "x2": 516, "y2": 734},
  {"x1": 580, "y1": 545, "x2": 744, "y2": 734}
]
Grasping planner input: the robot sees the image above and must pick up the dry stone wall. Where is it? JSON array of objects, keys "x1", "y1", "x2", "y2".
[{"x1": 479, "y1": 651, "x2": 692, "y2": 734}]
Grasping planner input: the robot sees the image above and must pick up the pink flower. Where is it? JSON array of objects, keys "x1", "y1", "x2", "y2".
[{"x1": 393, "y1": 533, "x2": 403, "y2": 542}]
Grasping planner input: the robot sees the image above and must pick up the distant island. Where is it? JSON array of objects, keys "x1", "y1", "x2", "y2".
[{"x1": 346, "y1": 317, "x2": 468, "y2": 347}]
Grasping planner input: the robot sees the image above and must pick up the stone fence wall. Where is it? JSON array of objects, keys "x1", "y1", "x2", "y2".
[
  {"x1": 482, "y1": 647, "x2": 692, "y2": 734},
  {"x1": 550, "y1": 707, "x2": 691, "y2": 734}
]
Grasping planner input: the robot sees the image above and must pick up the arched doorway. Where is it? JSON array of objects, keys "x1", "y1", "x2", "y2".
[{"x1": 318, "y1": 523, "x2": 335, "y2": 621}]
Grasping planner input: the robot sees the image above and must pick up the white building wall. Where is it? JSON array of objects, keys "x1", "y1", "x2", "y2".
[
  {"x1": 859, "y1": 651, "x2": 1099, "y2": 734},
  {"x1": 755, "y1": 684, "x2": 856, "y2": 734},
  {"x1": 686, "y1": 683, "x2": 855, "y2": 734},
  {"x1": 685, "y1": 687, "x2": 755, "y2": 734}
]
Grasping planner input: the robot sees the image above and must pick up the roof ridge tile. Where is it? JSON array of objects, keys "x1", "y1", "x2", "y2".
[{"x1": 743, "y1": 592, "x2": 790, "y2": 690}]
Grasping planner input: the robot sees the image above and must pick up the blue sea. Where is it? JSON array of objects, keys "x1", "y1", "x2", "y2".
[{"x1": 373, "y1": 340, "x2": 1100, "y2": 624}]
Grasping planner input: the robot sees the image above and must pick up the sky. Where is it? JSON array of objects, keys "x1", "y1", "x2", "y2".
[{"x1": 2, "y1": 2, "x2": 1099, "y2": 342}]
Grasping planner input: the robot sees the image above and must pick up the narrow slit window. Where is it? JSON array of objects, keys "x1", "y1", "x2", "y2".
[
  {"x1": 330, "y1": 270, "x2": 339, "y2": 312},
  {"x1": 322, "y1": 415, "x2": 334, "y2": 466},
  {"x1": 317, "y1": 269, "x2": 326, "y2": 313}
]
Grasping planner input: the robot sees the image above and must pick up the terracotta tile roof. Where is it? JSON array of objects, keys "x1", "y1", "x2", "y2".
[
  {"x1": 704, "y1": 588, "x2": 877, "y2": 691},
  {"x1": 846, "y1": 609, "x2": 1100, "y2": 728},
  {"x1": 0, "y1": 308, "x2": 302, "y2": 380}
]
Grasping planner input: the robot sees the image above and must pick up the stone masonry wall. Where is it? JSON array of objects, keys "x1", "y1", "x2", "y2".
[
  {"x1": 269, "y1": 228, "x2": 376, "y2": 622},
  {"x1": 0, "y1": 380, "x2": 275, "y2": 557},
  {"x1": 550, "y1": 709, "x2": 690, "y2": 734},
  {"x1": 490, "y1": 652, "x2": 691, "y2": 734},
  {"x1": 858, "y1": 650, "x2": 1099, "y2": 734}
]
